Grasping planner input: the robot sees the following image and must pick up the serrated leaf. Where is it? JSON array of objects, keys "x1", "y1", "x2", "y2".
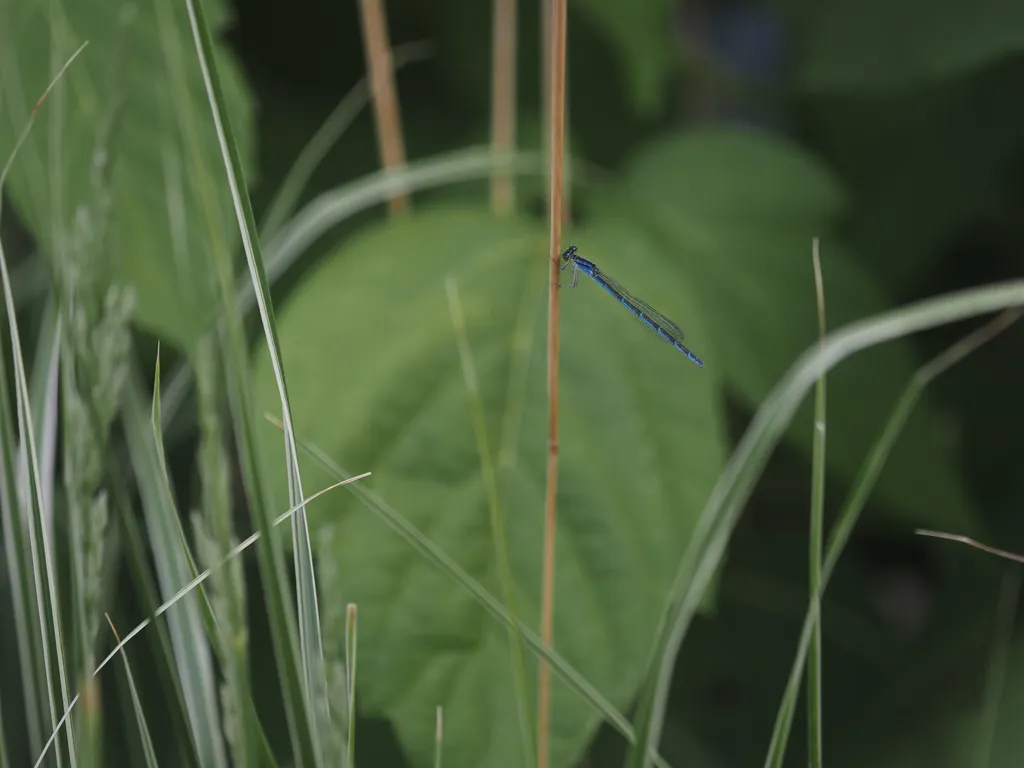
[
  {"x1": 798, "y1": 0, "x2": 1024, "y2": 92},
  {"x1": 618, "y1": 127, "x2": 976, "y2": 535},
  {"x1": 0, "y1": 0, "x2": 255, "y2": 350},
  {"x1": 251, "y1": 207, "x2": 727, "y2": 768},
  {"x1": 572, "y1": 0, "x2": 677, "y2": 116}
]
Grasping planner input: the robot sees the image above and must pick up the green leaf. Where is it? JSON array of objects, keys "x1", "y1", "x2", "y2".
[
  {"x1": 572, "y1": 0, "x2": 677, "y2": 116},
  {"x1": 0, "y1": 0, "x2": 254, "y2": 350},
  {"x1": 619, "y1": 127, "x2": 975, "y2": 535},
  {"x1": 251, "y1": 207, "x2": 727, "y2": 768},
  {"x1": 798, "y1": 0, "x2": 1024, "y2": 92}
]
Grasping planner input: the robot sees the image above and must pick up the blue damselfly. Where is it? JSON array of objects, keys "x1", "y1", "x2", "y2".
[{"x1": 559, "y1": 246, "x2": 705, "y2": 368}]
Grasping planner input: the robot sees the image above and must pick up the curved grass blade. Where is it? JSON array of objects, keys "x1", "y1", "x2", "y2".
[
  {"x1": 185, "y1": 0, "x2": 333, "y2": 764},
  {"x1": 0, "y1": 40, "x2": 90, "y2": 768},
  {"x1": 104, "y1": 615, "x2": 160, "y2": 768},
  {"x1": 260, "y1": 40, "x2": 434, "y2": 241},
  {"x1": 763, "y1": 308, "x2": 1021, "y2": 768},
  {"x1": 807, "y1": 240, "x2": 826, "y2": 768},
  {"x1": 625, "y1": 280, "x2": 1024, "y2": 768},
  {"x1": 31, "y1": 472, "x2": 368, "y2": 768},
  {"x1": 446, "y1": 278, "x2": 536, "y2": 766}
]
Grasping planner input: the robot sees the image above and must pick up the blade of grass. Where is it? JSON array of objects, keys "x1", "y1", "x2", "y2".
[
  {"x1": 32, "y1": 471, "x2": 369, "y2": 768},
  {"x1": 0, "y1": 695, "x2": 8, "y2": 768},
  {"x1": 0, "y1": 43, "x2": 89, "y2": 768},
  {"x1": 185, "y1": 1, "x2": 333, "y2": 765},
  {"x1": 150, "y1": 353, "x2": 280, "y2": 768},
  {"x1": 104, "y1": 615, "x2": 160, "y2": 768},
  {"x1": 626, "y1": 283, "x2": 1024, "y2": 768},
  {"x1": 446, "y1": 277, "x2": 536, "y2": 766},
  {"x1": 0, "y1": 296, "x2": 53, "y2": 757},
  {"x1": 807, "y1": 239, "x2": 826, "y2": 768},
  {"x1": 264, "y1": 414, "x2": 674, "y2": 768},
  {"x1": 2, "y1": 173, "x2": 74, "y2": 768},
  {"x1": 540, "y1": 1, "x2": 568, "y2": 766},
  {"x1": 434, "y1": 706, "x2": 444, "y2": 768},
  {"x1": 28, "y1": 297, "x2": 60, "y2": 518},
  {"x1": 345, "y1": 604, "x2": 357, "y2": 768},
  {"x1": 260, "y1": 40, "x2": 433, "y2": 241},
  {"x1": 123, "y1": 370, "x2": 228, "y2": 768},
  {"x1": 976, "y1": 565, "x2": 1021, "y2": 768},
  {"x1": 761, "y1": 307, "x2": 1022, "y2": 768}
]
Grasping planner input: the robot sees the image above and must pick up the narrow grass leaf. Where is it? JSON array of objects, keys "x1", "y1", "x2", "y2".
[
  {"x1": 0, "y1": 295, "x2": 52, "y2": 756},
  {"x1": 976, "y1": 565, "x2": 1022, "y2": 767},
  {"x1": 627, "y1": 281, "x2": 1024, "y2": 768},
  {"x1": 104, "y1": 615, "x2": 160, "y2": 768},
  {"x1": 807, "y1": 239, "x2": 826, "y2": 768},
  {"x1": 123, "y1": 375, "x2": 228, "y2": 768},
  {"x1": 761, "y1": 308, "x2": 1021, "y2": 768},
  {"x1": 185, "y1": 0, "x2": 332, "y2": 764},
  {"x1": 28, "y1": 298, "x2": 60, "y2": 515},
  {"x1": 435, "y1": 707, "x2": 444, "y2": 768},
  {"x1": 0, "y1": 47, "x2": 88, "y2": 766},
  {"x1": 446, "y1": 277, "x2": 536, "y2": 766},
  {"x1": 32, "y1": 472, "x2": 368, "y2": 768},
  {"x1": 2, "y1": 204, "x2": 75, "y2": 768},
  {"x1": 0, "y1": 696, "x2": 8, "y2": 768},
  {"x1": 260, "y1": 40, "x2": 433, "y2": 241},
  {"x1": 345, "y1": 604, "x2": 357, "y2": 768}
]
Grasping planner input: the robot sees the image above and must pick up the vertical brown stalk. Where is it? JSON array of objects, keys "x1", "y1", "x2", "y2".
[
  {"x1": 490, "y1": 0, "x2": 518, "y2": 214},
  {"x1": 539, "y1": 1, "x2": 567, "y2": 766},
  {"x1": 357, "y1": 0, "x2": 409, "y2": 213}
]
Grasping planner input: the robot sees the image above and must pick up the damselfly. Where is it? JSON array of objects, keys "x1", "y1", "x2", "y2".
[{"x1": 559, "y1": 246, "x2": 705, "y2": 368}]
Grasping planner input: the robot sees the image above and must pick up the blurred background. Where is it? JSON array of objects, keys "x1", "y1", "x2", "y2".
[{"x1": 3, "y1": 0, "x2": 1024, "y2": 766}]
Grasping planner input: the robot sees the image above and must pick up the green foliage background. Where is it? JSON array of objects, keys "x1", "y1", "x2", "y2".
[{"x1": 2, "y1": 0, "x2": 1024, "y2": 766}]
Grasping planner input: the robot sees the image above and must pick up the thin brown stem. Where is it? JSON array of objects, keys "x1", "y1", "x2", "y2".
[
  {"x1": 357, "y1": 0, "x2": 409, "y2": 214},
  {"x1": 916, "y1": 530, "x2": 1024, "y2": 564},
  {"x1": 490, "y1": 0, "x2": 518, "y2": 214},
  {"x1": 539, "y1": 1, "x2": 567, "y2": 766}
]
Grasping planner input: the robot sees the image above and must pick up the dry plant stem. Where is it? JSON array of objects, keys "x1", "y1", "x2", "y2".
[
  {"x1": 915, "y1": 530, "x2": 1024, "y2": 564},
  {"x1": 539, "y1": 1, "x2": 568, "y2": 766},
  {"x1": 491, "y1": 0, "x2": 518, "y2": 214},
  {"x1": 357, "y1": 0, "x2": 409, "y2": 214}
]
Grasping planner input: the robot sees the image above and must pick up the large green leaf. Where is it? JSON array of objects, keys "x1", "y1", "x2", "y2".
[
  {"x1": 251, "y1": 207, "x2": 726, "y2": 768},
  {"x1": 0, "y1": 0, "x2": 254, "y2": 350},
  {"x1": 797, "y1": 0, "x2": 1024, "y2": 92},
  {"x1": 616, "y1": 127, "x2": 975, "y2": 534}
]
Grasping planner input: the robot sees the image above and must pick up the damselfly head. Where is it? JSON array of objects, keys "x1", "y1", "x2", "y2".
[{"x1": 561, "y1": 246, "x2": 577, "y2": 262}]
